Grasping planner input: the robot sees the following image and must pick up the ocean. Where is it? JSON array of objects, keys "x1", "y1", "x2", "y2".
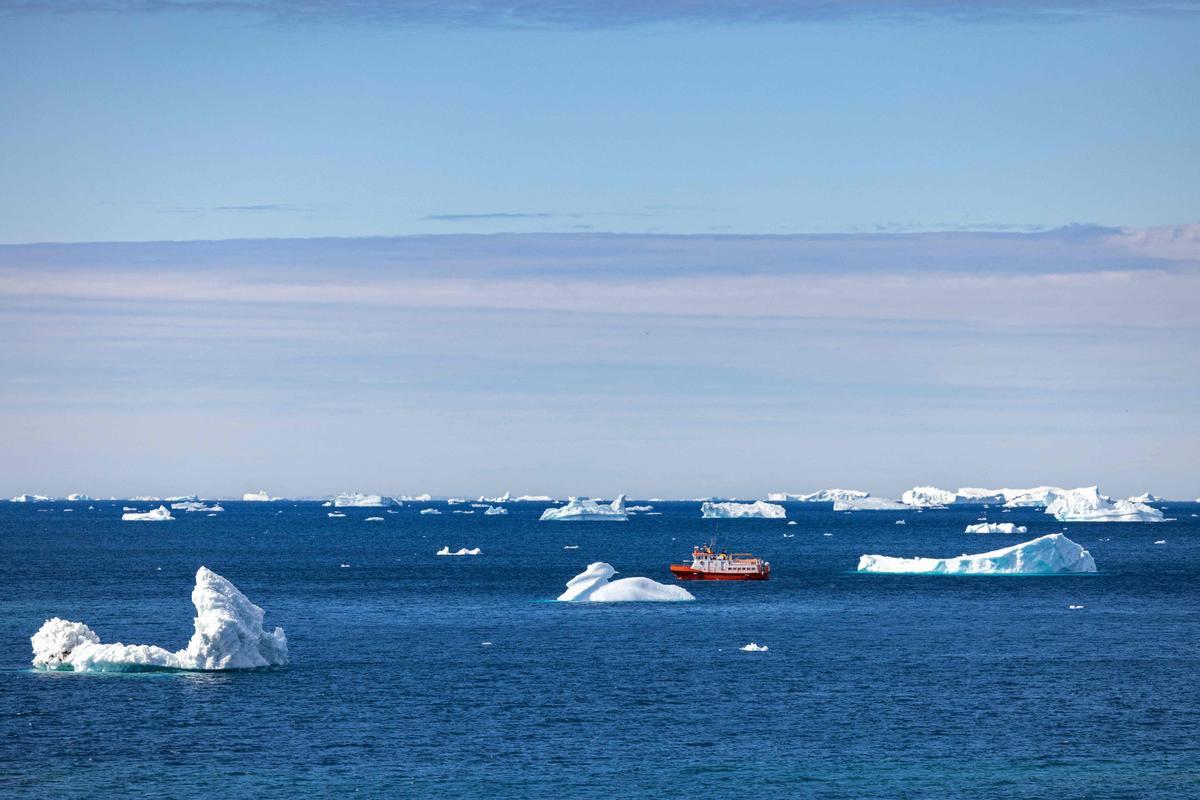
[{"x1": 2, "y1": 500, "x2": 1198, "y2": 798}]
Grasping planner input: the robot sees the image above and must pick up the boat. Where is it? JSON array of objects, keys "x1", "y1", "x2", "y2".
[{"x1": 670, "y1": 543, "x2": 770, "y2": 581}]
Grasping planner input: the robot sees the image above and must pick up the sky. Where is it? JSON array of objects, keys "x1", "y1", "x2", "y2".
[{"x1": 0, "y1": 1, "x2": 1198, "y2": 498}]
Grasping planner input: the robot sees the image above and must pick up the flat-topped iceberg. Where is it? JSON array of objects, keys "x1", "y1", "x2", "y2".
[
  {"x1": 325, "y1": 492, "x2": 399, "y2": 508},
  {"x1": 66, "y1": 493, "x2": 92, "y2": 502},
  {"x1": 122, "y1": 505, "x2": 174, "y2": 522},
  {"x1": 965, "y1": 522, "x2": 1027, "y2": 534},
  {"x1": 901, "y1": 486, "x2": 958, "y2": 507},
  {"x1": 556, "y1": 562, "x2": 694, "y2": 602},
  {"x1": 11, "y1": 494, "x2": 51, "y2": 503},
  {"x1": 834, "y1": 496, "x2": 908, "y2": 511},
  {"x1": 540, "y1": 495, "x2": 627, "y2": 522},
  {"x1": 768, "y1": 489, "x2": 869, "y2": 503},
  {"x1": 171, "y1": 501, "x2": 223, "y2": 513},
  {"x1": 1045, "y1": 486, "x2": 1164, "y2": 522},
  {"x1": 857, "y1": 533, "x2": 1097, "y2": 575},
  {"x1": 515, "y1": 495, "x2": 553, "y2": 502},
  {"x1": 242, "y1": 490, "x2": 278, "y2": 502},
  {"x1": 903, "y1": 486, "x2": 1069, "y2": 507},
  {"x1": 397, "y1": 493, "x2": 432, "y2": 501},
  {"x1": 701, "y1": 501, "x2": 786, "y2": 519},
  {"x1": 31, "y1": 567, "x2": 287, "y2": 672}
]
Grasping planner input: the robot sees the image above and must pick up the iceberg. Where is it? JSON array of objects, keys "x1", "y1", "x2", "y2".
[
  {"x1": 540, "y1": 495, "x2": 628, "y2": 522},
  {"x1": 483, "y1": 505, "x2": 507, "y2": 515},
  {"x1": 171, "y1": 501, "x2": 223, "y2": 513},
  {"x1": 515, "y1": 495, "x2": 553, "y2": 502},
  {"x1": 242, "y1": 490, "x2": 278, "y2": 502},
  {"x1": 740, "y1": 643, "x2": 769, "y2": 652},
  {"x1": 397, "y1": 493, "x2": 432, "y2": 501},
  {"x1": 31, "y1": 567, "x2": 287, "y2": 672},
  {"x1": 900, "y1": 486, "x2": 957, "y2": 508},
  {"x1": 701, "y1": 501, "x2": 786, "y2": 519},
  {"x1": 420, "y1": 508, "x2": 442, "y2": 515},
  {"x1": 903, "y1": 486, "x2": 1061, "y2": 507},
  {"x1": 965, "y1": 523, "x2": 1027, "y2": 534},
  {"x1": 1127, "y1": 492, "x2": 1160, "y2": 504},
  {"x1": 556, "y1": 562, "x2": 694, "y2": 602},
  {"x1": 478, "y1": 491, "x2": 513, "y2": 503},
  {"x1": 327, "y1": 512, "x2": 346, "y2": 518},
  {"x1": 834, "y1": 496, "x2": 908, "y2": 511},
  {"x1": 1045, "y1": 486, "x2": 1164, "y2": 523},
  {"x1": 11, "y1": 494, "x2": 51, "y2": 502},
  {"x1": 857, "y1": 533, "x2": 1097, "y2": 575},
  {"x1": 767, "y1": 489, "x2": 868, "y2": 503},
  {"x1": 66, "y1": 493, "x2": 91, "y2": 501},
  {"x1": 364, "y1": 516, "x2": 384, "y2": 522},
  {"x1": 326, "y1": 492, "x2": 399, "y2": 508},
  {"x1": 626, "y1": 505, "x2": 654, "y2": 512},
  {"x1": 437, "y1": 546, "x2": 481, "y2": 556},
  {"x1": 1002, "y1": 487, "x2": 1067, "y2": 507},
  {"x1": 122, "y1": 505, "x2": 174, "y2": 522}
]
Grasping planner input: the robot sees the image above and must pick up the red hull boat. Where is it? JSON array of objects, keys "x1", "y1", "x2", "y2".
[{"x1": 670, "y1": 545, "x2": 770, "y2": 581}]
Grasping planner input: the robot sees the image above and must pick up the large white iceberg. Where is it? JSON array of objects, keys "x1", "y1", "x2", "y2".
[
  {"x1": 767, "y1": 489, "x2": 869, "y2": 503},
  {"x1": 834, "y1": 496, "x2": 909, "y2": 511},
  {"x1": 242, "y1": 490, "x2": 278, "y2": 502},
  {"x1": 1002, "y1": 487, "x2": 1067, "y2": 507},
  {"x1": 66, "y1": 493, "x2": 92, "y2": 501},
  {"x1": 900, "y1": 486, "x2": 958, "y2": 507},
  {"x1": 31, "y1": 567, "x2": 287, "y2": 672},
  {"x1": 857, "y1": 533, "x2": 1097, "y2": 575},
  {"x1": 11, "y1": 494, "x2": 51, "y2": 503},
  {"x1": 540, "y1": 495, "x2": 628, "y2": 522},
  {"x1": 701, "y1": 501, "x2": 786, "y2": 519},
  {"x1": 122, "y1": 505, "x2": 174, "y2": 522},
  {"x1": 965, "y1": 522, "x2": 1027, "y2": 534},
  {"x1": 556, "y1": 562, "x2": 694, "y2": 602},
  {"x1": 1045, "y1": 486, "x2": 1164, "y2": 522},
  {"x1": 325, "y1": 492, "x2": 399, "y2": 508}
]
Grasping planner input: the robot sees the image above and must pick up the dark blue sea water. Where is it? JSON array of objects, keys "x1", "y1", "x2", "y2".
[{"x1": 2, "y1": 500, "x2": 1198, "y2": 798}]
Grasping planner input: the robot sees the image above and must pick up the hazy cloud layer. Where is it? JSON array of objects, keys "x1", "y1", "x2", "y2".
[
  {"x1": 2, "y1": 226, "x2": 1197, "y2": 498},
  {"x1": 4, "y1": 0, "x2": 1198, "y2": 27}
]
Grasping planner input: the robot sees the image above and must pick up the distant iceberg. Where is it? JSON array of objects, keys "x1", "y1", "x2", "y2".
[
  {"x1": 540, "y1": 495, "x2": 628, "y2": 522},
  {"x1": 10, "y1": 494, "x2": 50, "y2": 503},
  {"x1": 767, "y1": 489, "x2": 868, "y2": 503},
  {"x1": 1127, "y1": 492, "x2": 1160, "y2": 504},
  {"x1": 1045, "y1": 487, "x2": 1164, "y2": 523},
  {"x1": 1002, "y1": 487, "x2": 1067, "y2": 507},
  {"x1": 515, "y1": 495, "x2": 553, "y2": 502},
  {"x1": 66, "y1": 493, "x2": 91, "y2": 502},
  {"x1": 965, "y1": 522, "x2": 1027, "y2": 534},
  {"x1": 900, "y1": 486, "x2": 958, "y2": 508},
  {"x1": 437, "y1": 546, "x2": 481, "y2": 556},
  {"x1": 857, "y1": 533, "x2": 1097, "y2": 575},
  {"x1": 397, "y1": 494, "x2": 432, "y2": 502},
  {"x1": 31, "y1": 567, "x2": 287, "y2": 672},
  {"x1": 325, "y1": 492, "x2": 399, "y2": 508},
  {"x1": 478, "y1": 491, "x2": 513, "y2": 503},
  {"x1": 701, "y1": 501, "x2": 786, "y2": 519},
  {"x1": 242, "y1": 490, "x2": 278, "y2": 502},
  {"x1": 122, "y1": 505, "x2": 174, "y2": 522},
  {"x1": 903, "y1": 486, "x2": 1066, "y2": 507},
  {"x1": 420, "y1": 508, "x2": 442, "y2": 515},
  {"x1": 556, "y1": 562, "x2": 694, "y2": 602},
  {"x1": 171, "y1": 501, "x2": 223, "y2": 513},
  {"x1": 483, "y1": 505, "x2": 507, "y2": 515},
  {"x1": 626, "y1": 505, "x2": 654, "y2": 512},
  {"x1": 834, "y1": 496, "x2": 908, "y2": 511}
]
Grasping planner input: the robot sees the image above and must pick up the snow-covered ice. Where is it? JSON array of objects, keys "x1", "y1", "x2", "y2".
[
  {"x1": 326, "y1": 492, "x2": 399, "y2": 508},
  {"x1": 364, "y1": 516, "x2": 384, "y2": 522},
  {"x1": 626, "y1": 505, "x2": 654, "y2": 512},
  {"x1": 767, "y1": 489, "x2": 869, "y2": 503},
  {"x1": 31, "y1": 567, "x2": 287, "y2": 672},
  {"x1": 740, "y1": 643, "x2": 769, "y2": 652},
  {"x1": 857, "y1": 533, "x2": 1097, "y2": 575},
  {"x1": 556, "y1": 562, "x2": 694, "y2": 602},
  {"x1": 483, "y1": 505, "x2": 508, "y2": 515},
  {"x1": 1127, "y1": 492, "x2": 1160, "y2": 504},
  {"x1": 420, "y1": 508, "x2": 442, "y2": 515},
  {"x1": 965, "y1": 523, "x2": 1028, "y2": 534},
  {"x1": 437, "y1": 546, "x2": 481, "y2": 556},
  {"x1": 122, "y1": 505, "x2": 174, "y2": 522},
  {"x1": 834, "y1": 496, "x2": 908, "y2": 511},
  {"x1": 171, "y1": 501, "x2": 223, "y2": 513},
  {"x1": 242, "y1": 490, "x2": 278, "y2": 502},
  {"x1": 701, "y1": 500, "x2": 786, "y2": 519},
  {"x1": 540, "y1": 495, "x2": 628, "y2": 522},
  {"x1": 1045, "y1": 486, "x2": 1164, "y2": 523},
  {"x1": 327, "y1": 512, "x2": 346, "y2": 518},
  {"x1": 900, "y1": 486, "x2": 957, "y2": 507}
]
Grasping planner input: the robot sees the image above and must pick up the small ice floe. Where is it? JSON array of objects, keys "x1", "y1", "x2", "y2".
[
  {"x1": 63, "y1": 509, "x2": 73, "y2": 513},
  {"x1": 823, "y1": 533, "x2": 832, "y2": 537},
  {"x1": 627, "y1": 505, "x2": 654, "y2": 512},
  {"x1": 387, "y1": 509, "x2": 399, "y2": 514},
  {"x1": 1069, "y1": 604, "x2": 1084, "y2": 610},
  {"x1": 122, "y1": 506, "x2": 138, "y2": 512},
  {"x1": 122, "y1": 506, "x2": 174, "y2": 522},
  {"x1": 556, "y1": 562, "x2": 693, "y2": 602},
  {"x1": 437, "y1": 546, "x2": 481, "y2": 556},
  {"x1": 834, "y1": 496, "x2": 908, "y2": 512},
  {"x1": 481, "y1": 641, "x2": 492, "y2": 646},
  {"x1": 483, "y1": 505, "x2": 507, "y2": 515},
  {"x1": 740, "y1": 643, "x2": 769, "y2": 652},
  {"x1": 420, "y1": 508, "x2": 442, "y2": 515},
  {"x1": 787, "y1": 521, "x2": 797, "y2": 526},
  {"x1": 340, "y1": 563, "x2": 350, "y2": 568},
  {"x1": 206, "y1": 513, "x2": 217, "y2": 517},
  {"x1": 563, "y1": 545, "x2": 580, "y2": 549},
  {"x1": 31, "y1": 567, "x2": 287, "y2": 672},
  {"x1": 783, "y1": 533, "x2": 795, "y2": 538},
  {"x1": 965, "y1": 523, "x2": 1027, "y2": 534},
  {"x1": 858, "y1": 533, "x2": 1096, "y2": 575},
  {"x1": 364, "y1": 517, "x2": 384, "y2": 522},
  {"x1": 453, "y1": 510, "x2": 475, "y2": 514},
  {"x1": 327, "y1": 512, "x2": 346, "y2": 518},
  {"x1": 1154, "y1": 540, "x2": 1166, "y2": 545},
  {"x1": 895, "y1": 520, "x2": 906, "y2": 525}
]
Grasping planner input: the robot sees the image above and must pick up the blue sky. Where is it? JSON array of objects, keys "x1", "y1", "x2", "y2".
[{"x1": 0, "y1": 1, "x2": 1197, "y2": 497}]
